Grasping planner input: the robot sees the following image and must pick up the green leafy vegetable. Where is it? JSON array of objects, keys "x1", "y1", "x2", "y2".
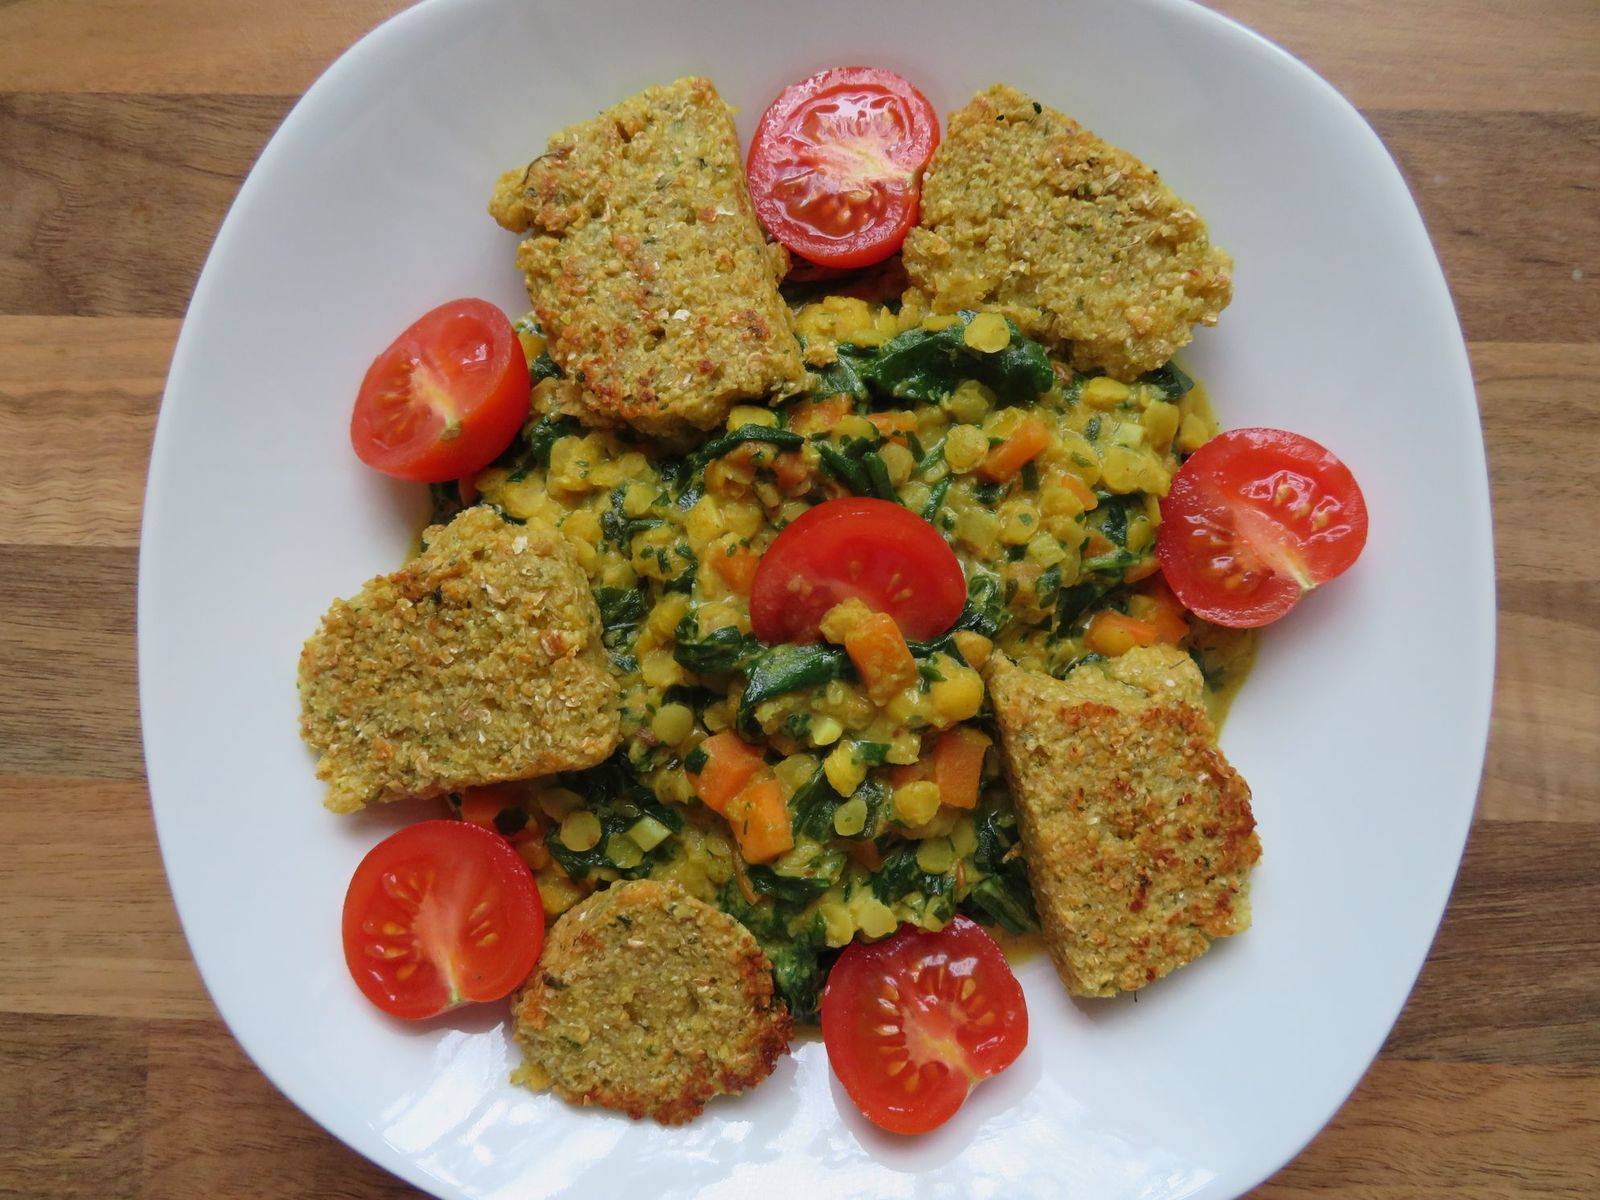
[
  {"x1": 594, "y1": 586, "x2": 646, "y2": 651},
  {"x1": 737, "y1": 643, "x2": 851, "y2": 735},
  {"x1": 959, "y1": 804, "x2": 1038, "y2": 934},
  {"x1": 544, "y1": 756, "x2": 683, "y2": 880},
  {"x1": 855, "y1": 313, "x2": 1052, "y2": 405},
  {"x1": 1140, "y1": 360, "x2": 1195, "y2": 401},
  {"x1": 673, "y1": 612, "x2": 760, "y2": 676},
  {"x1": 871, "y1": 843, "x2": 956, "y2": 922},
  {"x1": 717, "y1": 883, "x2": 831, "y2": 1020},
  {"x1": 788, "y1": 768, "x2": 843, "y2": 841}
]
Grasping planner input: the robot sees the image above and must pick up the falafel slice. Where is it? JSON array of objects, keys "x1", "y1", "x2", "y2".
[
  {"x1": 511, "y1": 880, "x2": 792, "y2": 1124},
  {"x1": 297, "y1": 507, "x2": 620, "y2": 814},
  {"x1": 988, "y1": 647, "x2": 1260, "y2": 997},
  {"x1": 903, "y1": 84, "x2": 1233, "y2": 381}
]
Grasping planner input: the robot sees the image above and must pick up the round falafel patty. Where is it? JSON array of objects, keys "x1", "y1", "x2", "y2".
[{"x1": 510, "y1": 879, "x2": 792, "y2": 1124}]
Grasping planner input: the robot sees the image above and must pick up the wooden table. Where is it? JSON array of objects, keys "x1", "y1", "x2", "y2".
[{"x1": 1, "y1": 2, "x2": 1595, "y2": 1195}]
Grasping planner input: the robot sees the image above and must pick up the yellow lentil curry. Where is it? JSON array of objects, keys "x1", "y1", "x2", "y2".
[{"x1": 433, "y1": 292, "x2": 1253, "y2": 1019}]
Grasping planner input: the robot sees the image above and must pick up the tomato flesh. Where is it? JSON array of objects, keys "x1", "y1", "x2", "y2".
[
  {"x1": 747, "y1": 66, "x2": 939, "y2": 269},
  {"x1": 341, "y1": 820, "x2": 543, "y2": 1020},
  {"x1": 822, "y1": 916, "x2": 1028, "y2": 1134},
  {"x1": 350, "y1": 298, "x2": 530, "y2": 483},
  {"x1": 1158, "y1": 427, "x2": 1368, "y2": 628},
  {"x1": 749, "y1": 498, "x2": 966, "y2": 643}
]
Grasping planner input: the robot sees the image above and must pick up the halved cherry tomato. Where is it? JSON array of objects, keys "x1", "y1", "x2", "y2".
[
  {"x1": 749, "y1": 498, "x2": 966, "y2": 643},
  {"x1": 822, "y1": 916, "x2": 1027, "y2": 1135},
  {"x1": 341, "y1": 820, "x2": 543, "y2": 1020},
  {"x1": 1158, "y1": 427, "x2": 1368, "y2": 628},
  {"x1": 350, "y1": 298, "x2": 530, "y2": 483},
  {"x1": 747, "y1": 66, "x2": 939, "y2": 269}
]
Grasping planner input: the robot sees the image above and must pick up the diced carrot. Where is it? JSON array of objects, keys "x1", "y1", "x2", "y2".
[
  {"x1": 789, "y1": 395, "x2": 852, "y2": 434},
  {"x1": 688, "y1": 731, "x2": 767, "y2": 814},
  {"x1": 843, "y1": 611, "x2": 919, "y2": 703},
  {"x1": 1124, "y1": 558, "x2": 1162, "y2": 583},
  {"x1": 1085, "y1": 611, "x2": 1160, "y2": 657},
  {"x1": 710, "y1": 546, "x2": 761, "y2": 594},
  {"x1": 932, "y1": 727, "x2": 991, "y2": 810},
  {"x1": 867, "y1": 410, "x2": 917, "y2": 439},
  {"x1": 1130, "y1": 580, "x2": 1190, "y2": 644},
  {"x1": 772, "y1": 450, "x2": 814, "y2": 496},
  {"x1": 454, "y1": 785, "x2": 533, "y2": 842},
  {"x1": 978, "y1": 415, "x2": 1052, "y2": 483},
  {"x1": 725, "y1": 775, "x2": 794, "y2": 864},
  {"x1": 1056, "y1": 471, "x2": 1097, "y2": 510},
  {"x1": 1082, "y1": 532, "x2": 1116, "y2": 558}
]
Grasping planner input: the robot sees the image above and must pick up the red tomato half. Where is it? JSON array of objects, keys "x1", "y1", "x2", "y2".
[
  {"x1": 350, "y1": 298, "x2": 530, "y2": 483},
  {"x1": 749, "y1": 498, "x2": 966, "y2": 643},
  {"x1": 341, "y1": 820, "x2": 543, "y2": 1020},
  {"x1": 747, "y1": 66, "x2": 939, "y2": 269},
  {"x1": 822, "y1": 917, "x2": 1028, "y2": 1135},
  {"x1": 1158, "y1": 427, "x2": 1369, "y2": 628}
]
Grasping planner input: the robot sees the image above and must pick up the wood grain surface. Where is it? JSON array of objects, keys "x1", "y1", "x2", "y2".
[{"x1": 1, "y1": 2, "x2": 1596, "y2": 1196}]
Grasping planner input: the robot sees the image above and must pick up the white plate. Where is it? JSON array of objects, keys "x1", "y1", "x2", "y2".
[{"x1": 138, "y1": 1, "x2": 1494, "y2": 1196}]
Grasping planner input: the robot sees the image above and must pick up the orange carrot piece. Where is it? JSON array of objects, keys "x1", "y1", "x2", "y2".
[
  {"x1": 867, "y1": 410, "x2": 918, "y2": 439},
  {"x1": 689, "y1": 731, "x2": 767, "y2": 814},
  {"x1": 978, "y1": 415, "x2": 1052, "y2": 483},
  {"x1": 1085, "y1": 611, "x2": 1160, "y2": 657},
  {"x1": 789, "y1": 395, "x2": 852, "y2": 434},
  {"x1": 932, "y1": 727, "x2": 992, "y2": 810},
  {"x1": 726, "y1": 774, "x2": 794, "y2": 864},
  {"x1": 711, "y1": 546, "x2": 761, "y2": 594},
  {"x1": 843, "y1": 611, "x2": 919, "y2": 703},
  {"x1": 1133, "y1": 581, "x2": 1190, "y2": 644},
  {"x1": 772, "y1": 450, "x2": 814, "y2": 496},
  {"x1": 1057, "y1": 471, "x2": 1098, "y2": 510}
]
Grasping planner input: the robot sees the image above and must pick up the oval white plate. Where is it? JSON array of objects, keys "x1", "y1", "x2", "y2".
[{"x1": 138, "y1": 1, "x2": 1494, "y2": 1196}]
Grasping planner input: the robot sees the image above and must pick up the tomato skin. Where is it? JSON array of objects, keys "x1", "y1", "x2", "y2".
[
  {"x1": 1158, "y1": 427, "x2": 1368, "y2": 628},
  {"x1": 747, "y1": 66, "x2": 939, "y2": 269},
  {"x1": 350, "y1": 298, "x2": 530, "y2": 483},
  {"x1": 341, "y1": 820, "x2": 543, "y2": 1020},
  {"x1": 822, "y1": 916, "x2": 1028, "y2": 1135},
  {"x1": 749, "y1": 498, "x2": 966, "y2": 643}
]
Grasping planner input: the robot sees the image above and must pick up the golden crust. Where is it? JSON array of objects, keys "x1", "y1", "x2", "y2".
[
  {"x1": 988, "y1": 647, "x2": 1259, "y2": 997},
  {"x1": 902, "y1": 84, "x2": 1234, "y2": 381},
  {"x1": 490, "y1": 76, "x2": 806, "y2": 440},
  {"x1": 511, "y1": 879, "x2": 792, "y2": 1124},
  {"x1": 297, "y1": 507, "x2": 620, "y2": 813}
]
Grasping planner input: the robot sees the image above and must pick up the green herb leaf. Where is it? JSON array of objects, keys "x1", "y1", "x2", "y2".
[{"x1": 737, "y1": 643, "x2": 851, "y2": 735}]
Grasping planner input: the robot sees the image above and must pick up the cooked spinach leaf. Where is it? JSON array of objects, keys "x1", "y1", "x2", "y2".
[
  {"x1": 959, "y1": 803, "x2": 1038, "y2": 934},
  {"x1": 1140, "y1": 360, "x2": 1195, "y2": 401},
  {"x1": 856, "y1": 313, "x2": 1052, "y2": 405},
  {"x1": 543, "y1": 756, "x2": 683, "y2": 880},
  {"x1": 736, "y1": 643, "x2": 852, "y2": 735},
  {"x1": 673, "y1": 612, "x2": 760, "y2": 676}
]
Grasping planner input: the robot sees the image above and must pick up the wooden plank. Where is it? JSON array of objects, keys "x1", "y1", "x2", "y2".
[
  {"x1": 0, "y1": 0, "x2": 409, "y2": 97},
  {"x1": 0, "y1": 94, "x2": 288, "y2": 318},
  {"x1": 0, "y1": 317, "x2": 172, "y2": 548},
  {"x1": 1213, "y1": 0, "x2": 1600, "y2": 115},
  {"x1": 1373, "y1": 112, "x2": 1600, "y2": 345},
  {"x1": 0, "y1": 0, "x2": 1596, "y2": 115},
  {"x1": 0, "y1": 547, "x2": 142, "y2": 778},
  {"x1": 1253, "y1": 1059, "x2": 1600, "y2": 1198},
  {"x1": 0, "y1": 778, "x2": 212, "y2": 1020},
  {"x1": 1383, "y1": 822, "x2": 1600, "y2": 1067},
  {"x1": 1475, "y1": 344, "x2": 1600, "y2": 823},
  {"x1": 0, "y1": 1013, "x2": 147, "y2": 1200},
  {"x1": 144, "y1": 1019, "x2": 421, "y2": 1200}
]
